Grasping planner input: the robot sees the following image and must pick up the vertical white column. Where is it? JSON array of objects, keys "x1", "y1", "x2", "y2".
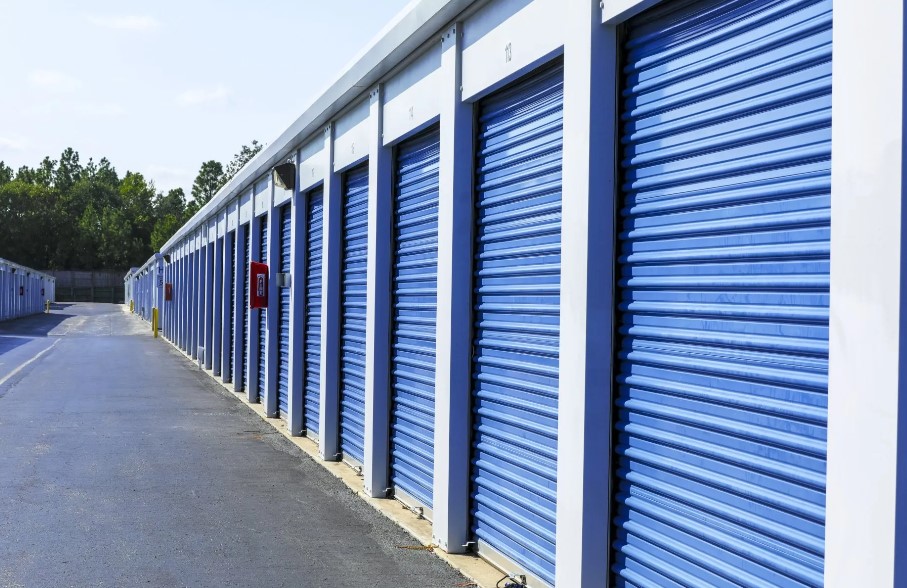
[
  {"x1": 555, "y1": 2, "x2": 617, "y2": 586},
  {"x1": 248, "y1": 215, "x2": 262, "y2": 403},
  {"x1": 433, "y1": 24, "x2": 473, "y2": 554},
  {"x1": 222, "y1": 233, "x2": 234, "y2": 383},
  {"x1": 825, "y1": 1, "x2": 905, "y2": 586},
  {"x1": 213, "y1": 238, "x2": 224, "y2": 377},
  {"x1": 190, "y1": 248, "x2": 198, "y2": 359},
  {"x1": 266, "y1": 196, "x2": 280, "y2": 419},
  {"x1": 320, "y1": 124, "x2": 343, "y2": 460},
  {"x1": 175, "y1": 258, "x2": 180, "y2": 344},
  {"x1": 363, "y1": 85, "x2": 394, "y2": 498},
  {"x1": 233, "y1": 224, "x2": 247, "y2": 392},
  {"x1": 181, "y1": 254, "x2": 188, "y2": 350},
  {"x1": 205, "y1": 242, "x2": 215, "y2": 370},
  {"x1": 289, "y1": 156, "x2": 308, "y2": 436}
]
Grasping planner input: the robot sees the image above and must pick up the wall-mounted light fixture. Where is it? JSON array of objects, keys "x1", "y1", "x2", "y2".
[{"x1": 273, "y1": 161, "x2": 296, "y2": 191}]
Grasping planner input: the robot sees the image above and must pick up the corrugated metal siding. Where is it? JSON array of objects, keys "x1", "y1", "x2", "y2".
[
  {"x1": 189, "y1": 253, "x2": 196, "y2": 354},
  {"x1": 390, "y1": 128, "x2": 440, "y2": 510},
  {"x1": 278, "y1": 205, "x2": 292, "y2": 419},
  {"x1": 228, "y1": 233, "x2": 235, "y2": 380},
  {"x1": 258, "y1": 216, "x2": 269, "y2": 403},
  {"x1": 611, "y1": 0, "x2": 831, "y2": 586},
  {"x1": 242, "y1": 227, "x2": 250, "y2": 392},
  {"x1": 340, "y1": 165, "x2": 369, "y2": 464},
  {"x1": 305, "y1": 190, "x2": 324, "y2": 435},
  {"x1": 469, "y1": 63, "x2": 563, "y2": 587}
]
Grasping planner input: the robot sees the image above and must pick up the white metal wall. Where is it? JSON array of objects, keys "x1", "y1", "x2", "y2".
[
  {"x1": 0, "y1": 258, "x2": 54, "y2": 322},
  {"x1": 123, "y1": 0, "x2": 907, "y2": 585}
]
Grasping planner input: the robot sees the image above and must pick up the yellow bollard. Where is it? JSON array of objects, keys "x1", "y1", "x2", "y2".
[
  {"x1": 45, "y1": 300, "x2": 50, "y2": 313},
  {"x1": 152, "y1": 308, "x2": 159, "y2": 338},
  {"x1": 130, "y1": 300, "x2": 134, "y2": 313}
]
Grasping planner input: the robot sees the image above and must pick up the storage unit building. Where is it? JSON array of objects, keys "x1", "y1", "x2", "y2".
[
  {"x1": 129, "y1": 0, "x2": 907, "y2": 585},
  {"x1": 1, "y1": 258, "x2": 54, "y2": 322}
]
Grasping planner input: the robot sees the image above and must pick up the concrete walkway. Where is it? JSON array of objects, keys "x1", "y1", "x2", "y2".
[{"x1": 0, "y1": 303, "x2": 467, "y2": 588}]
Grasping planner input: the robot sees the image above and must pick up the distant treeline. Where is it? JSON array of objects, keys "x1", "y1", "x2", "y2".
[{"x1": 0, "y1": 141, "x2": 261, "y2": 271}]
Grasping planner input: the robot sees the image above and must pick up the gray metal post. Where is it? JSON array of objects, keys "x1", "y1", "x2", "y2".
[
  {"x1": 266, "y1": 195, "x2": 280, "y2": 419},
  {"x1": 432, "y1": 23, "x2": 474, "y2": 554},
  {"x1": 554, "y1": 2, "x2": 616, "y2": 585},
  {"x1": 319, "y1": 124, "x2": 342, "y2": 461},
  {"x1": 212, "y1": 237, "x2": 223, "y2": 376},
  {"x1": 363, "y1": 85, "x2": 394, "y2": 498}
]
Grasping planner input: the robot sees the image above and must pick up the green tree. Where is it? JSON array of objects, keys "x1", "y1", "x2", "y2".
[
  {"x1": 0, "y1": 180, "x2": 55, "y2": 268},
  {"x1": 150, "y1": 188, "x2": 187, "y2": 251},
  {"x1": 191, "y1": 160, "x2": 224, "y2": 209},
  {"x1": 54, "y1": 148, "x2": 83, "y2": 193},
  {"x1": 0, "y1": 161, "x2": 12, "y2": 186},
  {"x1": 221, "y1": 140, "x2": 263, "y2": 188},
  {"x1": 151, "y1": 214, "x2": 184, "y2": 252}
]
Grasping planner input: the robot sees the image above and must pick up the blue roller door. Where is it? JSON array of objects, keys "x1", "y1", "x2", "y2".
[
  {"x1": 469, "y1": 63, "x2": 563, "y2": 586},
  {"x1": 390, "y1": 129, "x2": 440, "y2": 511},
  {"x1": 242, "y1": 226, "x2": 250, "y2": 392},
  {"x1": 340, "y1": 165, "x2": 369, "y2": 464},
  {"x1": 278, "y1": 204, "x2": 292, "y2": 419},
  {"x1": 227, "y1": 232, "x2": 235, "y2": 381},
  {"x1": 258, "y1": 216, "x2": 268, "y2": 404},
  {"x1": 304, "y1": 190, "x2": 324, "y2": 435},
  {"x1": 611, "y1": 1, "x2": 830, "y2": 586}
]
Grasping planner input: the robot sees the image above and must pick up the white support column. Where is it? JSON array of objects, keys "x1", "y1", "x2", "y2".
[
  {"x1": 181, "y1": 255, "x2": 188, "y2": 351},
  {"x1": 555, "y1": 2, "x2": 616, "y2": 586},
  {"x1": 825, "y1": 1, "x2": 905, "y2": 586},
  {"x1": 363, "y1": 85, "x2": 394, "y2": 498},
  {"x1": 189, "y1": 251, "x2": 196, "y2": 354},
  {"x1": 233, "y1": 224, "x2": 247, "y2": 392},
  {"x1": 205, "y1": 242, "x2": 215, "y2": 371},
  {"x1": 222, "y1": 232, "x2": 234, "y2": 383},
  {"x1": 197, "y1": 248, "x2": 203, "y2": 354},
  {"x1": 320, "y1": 124, "x2": 343, "y2": 461},
  {"x1": 190, "y1": 250, "x2": 198, "y2": 359},
  {"x1": 213, "y1": 238, "x2": 224, "y2": 377},
  {"x1": 266, "y1": 200, "x2": 280, "y2": 419},
  {"x1": 288, "y1": 159, "x2": 308, "y2": 436},
  {"x1": 433, "y1": 24, "x2": 473, "y2": 554},
  {"x1": 248, "y1": 215, "x2": 262, "y2": 403},
  {"x1": 175, "y1": 257, "x2": 181, "y2": 346},
  {"x1": 161, "y1": 263, "x2": 166, "y2": 337}
]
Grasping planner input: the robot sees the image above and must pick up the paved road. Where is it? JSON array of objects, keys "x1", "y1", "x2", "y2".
[{"x1": 0, "y1": 303, "x2": 466, "y2": 588}]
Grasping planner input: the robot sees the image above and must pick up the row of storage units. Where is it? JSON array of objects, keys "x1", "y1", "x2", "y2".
[
  {"x1": 124, "y1": 255, "x2": 164, "y2": 323},
  {"x1": 0, "y1": 257, "x2": 55, "y2": 322},
  {"x1": 122, "y1": 0, "x2": 907, "y2": 586}
]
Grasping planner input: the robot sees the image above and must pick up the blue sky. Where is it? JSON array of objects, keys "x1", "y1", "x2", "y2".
[{"x1": 0, "y1": 0, "x2": 414, "y2": 196}]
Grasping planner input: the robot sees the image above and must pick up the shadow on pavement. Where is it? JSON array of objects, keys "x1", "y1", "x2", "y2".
[
  {"x1": 0, "y1": 311, "x2": 74, "y2": 339},
  {"x1": 0, "y1": 335, "x2": 38, "y2": 357}
]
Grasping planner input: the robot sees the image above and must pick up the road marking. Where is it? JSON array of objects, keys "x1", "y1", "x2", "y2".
[{"x1": 0, "y1": 338, "x2": 61, "y2": 389}]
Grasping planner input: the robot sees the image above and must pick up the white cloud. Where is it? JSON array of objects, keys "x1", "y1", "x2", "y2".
[
  {"x1": 75, "y1": 102, "x2": 126, "y2": 117},
  {"x1": 145, "y1": 165, "x2": 193, "y2": 192},
  {"x1": 177, "y1": 85, "x2": 230, "y2": 106},
  {"x1": 20, "y1": 100, "x2": 124, "y2": 118},
  {"x1": 0, "y1": 137, "x2": 24, "y2": 151},
  {"x1": 28, "y1": 70, "x2": 82, "y2": 93},
  {"x1": 87, "y1": 15, "x2": 160, "y2": 31}
]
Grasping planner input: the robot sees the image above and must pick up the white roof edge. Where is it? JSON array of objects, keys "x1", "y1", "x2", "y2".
[
  {"x1": 160, "y1": 0, "x2": 475, "y2": 253},
  {"x1": 0, "y1": 257, "x2": 56, "y2": 281}
]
